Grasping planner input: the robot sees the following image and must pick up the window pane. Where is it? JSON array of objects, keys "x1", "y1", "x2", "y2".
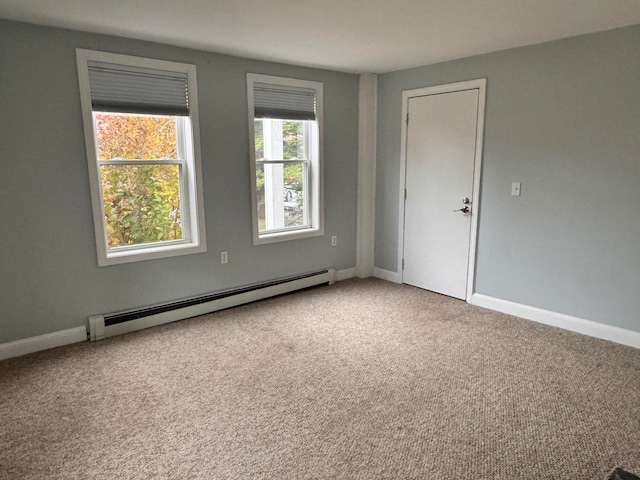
[
  {"x1": 256, "y1": 162, "x2": 306, "y2": 233},
  {"x1": 100, "y1": 164, "x2": 183, "y2": 247},
  {"x1": 282, "y1": 121, "x2": 307, "y2": 160},
  {"x1": 256, "y1": 163, "x2": 266, "y2": 231},
  {"x1": 254, "y1": 119, "x2": 308, "y2": 161},
  {"x1": 254, "y1": 120, "x2": 264, "y2": 160},
  {"x1": 95, "y1": 112, "x2": 178, "y2": 160}
]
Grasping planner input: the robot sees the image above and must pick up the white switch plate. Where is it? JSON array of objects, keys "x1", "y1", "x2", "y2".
[
  {"x1": 331, "y1": 236, "x2": 337, "y2": 247},
  {"x1": 511, "y1": 182, "x2": 521, "y2": 196},
  {"x1": 220, "y1": 251, "x2": 228, "y2": 264}
]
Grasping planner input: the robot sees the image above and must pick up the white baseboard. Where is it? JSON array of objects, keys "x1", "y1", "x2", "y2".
[
  {"x1": 373, "y1": 267, "x2": 401, "y2": 283},
  {"x1": 0, "y1": 327, "x2": 87, "y2": 361},
  {"x1": 3, "y1": 269, "x2": 345, "y2": 358},
  {"x1": 471, "y1": 293, "x2": 640, "y2": 349},
  {"x1": 336, "y1": 267, "x2": 357, "y2": 281},
  {"x1": 4, "y1": 290, "x2": 637, "y2": 362}
]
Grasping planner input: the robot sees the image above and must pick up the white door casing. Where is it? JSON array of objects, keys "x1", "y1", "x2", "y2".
[{"x1": 398, "y1": 79, "x2": 486, "y2": 301}]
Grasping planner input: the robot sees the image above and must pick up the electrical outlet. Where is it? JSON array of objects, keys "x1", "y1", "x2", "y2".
[
  {"x1": 511, "y1": 182, "x2": 521, "y2": 196},
  {"x1": 220, "y1": 251, "x2": 228, "y2": 264},
  {"x1": 331, "y1": 236, "x2": 337, "y2": 247}
]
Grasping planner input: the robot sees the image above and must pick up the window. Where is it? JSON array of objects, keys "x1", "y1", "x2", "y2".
[
  {"x1": 76, "y1": 50, "x2": 206, "y2": 265},
  {"x1": 247, "y1": 74, "x2": 324, "y2": 244}
]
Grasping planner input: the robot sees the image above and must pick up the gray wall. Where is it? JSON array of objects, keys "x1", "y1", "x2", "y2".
[
  {"x1": 0, "y1": 20, "x2": 359, "y2": 343},
  {"x1": 376, "y1": 25, "x2": 640, "y2": 332}
]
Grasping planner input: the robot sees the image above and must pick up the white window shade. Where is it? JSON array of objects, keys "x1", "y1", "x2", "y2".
[
  {"x1": 253, "y1": 83, "x2": 316, "y2": 121},
  {"x1": 87, "y1": 61, "x2": 189, "y2": 116}
]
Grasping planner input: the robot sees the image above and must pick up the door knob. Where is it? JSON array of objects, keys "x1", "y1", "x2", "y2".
[
  {"x1": 453, "y1": 206, "x2": 470, "y2": 214},
  {"x1": 462, "y1": 197, "x2": 470, "y2": 204}
]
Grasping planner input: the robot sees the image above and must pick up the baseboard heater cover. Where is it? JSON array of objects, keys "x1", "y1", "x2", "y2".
[{"x1": 88, "y1": 268, "x2": 335, "y2": 341}]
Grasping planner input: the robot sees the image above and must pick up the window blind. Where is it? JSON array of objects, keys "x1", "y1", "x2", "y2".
[
  {"x1": 253, "y1": 83, "x2": 316, "y2": 121},
  {"x1": 87, "y1": 61, "x2": 189, "y2": 116}
]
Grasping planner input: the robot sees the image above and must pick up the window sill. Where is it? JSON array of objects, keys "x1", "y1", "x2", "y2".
[
  {"x1": 98, "y1": 241, "x2": 206, "y2": 266},
  {"x1": 254, "y1": 226, "x2": 324, "y2": 246}
]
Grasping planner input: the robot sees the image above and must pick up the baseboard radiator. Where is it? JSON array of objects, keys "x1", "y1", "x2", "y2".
[{"x1": 88, "y1": 268, "x2": 336, "y2": 341}]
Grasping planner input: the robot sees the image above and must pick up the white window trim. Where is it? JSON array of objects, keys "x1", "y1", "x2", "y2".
[
  {"x1": 76, "y1": 49, "x2": 207, "y2": 266},
  {"x1": 247, "y1": 73, "x2": 324, "y2": 246}
]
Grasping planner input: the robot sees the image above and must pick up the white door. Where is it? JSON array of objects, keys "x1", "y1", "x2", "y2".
[{"x1": 403, "y1": 88, "x2": 480, "y2": 299}]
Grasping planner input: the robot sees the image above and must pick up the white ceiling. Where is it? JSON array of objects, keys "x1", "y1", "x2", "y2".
[{"x1": 1, "y1": 0, "x2": 640, "y2": 74}]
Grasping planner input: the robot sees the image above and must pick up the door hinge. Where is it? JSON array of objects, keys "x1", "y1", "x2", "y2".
[
  {"x1": 406, "y1": 113, "x2": 409, "y2": 125},
  {"x1": 402, "y1": 259, "x2": 405, "y2": 270},
  {"x1": 404, "y1": 188, "x2": 407, "y2": 200}
]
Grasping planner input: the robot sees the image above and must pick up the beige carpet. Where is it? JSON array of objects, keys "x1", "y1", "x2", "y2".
[{"x1": 1, "y1": 278, "x2": 639, "y2": 479}]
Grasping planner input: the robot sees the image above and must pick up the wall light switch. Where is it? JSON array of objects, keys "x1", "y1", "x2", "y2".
[
  {"x1": 220, "y1": 251, "x2": 228, "y2": 264},
  {"x1": 511, "y1": 182, "x2": 521, "y2": 196}
]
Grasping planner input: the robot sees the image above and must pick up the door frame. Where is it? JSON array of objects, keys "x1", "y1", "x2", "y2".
[{"x1": 397, "y1": 79, "x2": 486, "y2": 302}]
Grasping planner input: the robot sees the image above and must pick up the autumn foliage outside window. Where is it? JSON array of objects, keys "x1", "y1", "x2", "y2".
[{"x1": 95, "y1": 113, "x2": 185, "y2": 248}]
